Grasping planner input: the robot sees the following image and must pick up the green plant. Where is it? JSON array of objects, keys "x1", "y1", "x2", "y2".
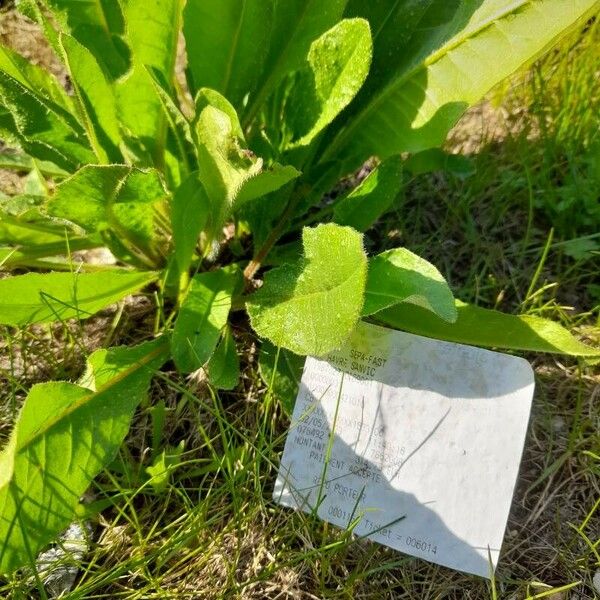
[{"x1": 0, "y1": 0, "x2": 599, "y2": 576}]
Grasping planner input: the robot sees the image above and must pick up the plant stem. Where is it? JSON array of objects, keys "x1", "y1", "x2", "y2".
[{"x1": 243, "y1": 182, "x2": 310, "y2": 281}]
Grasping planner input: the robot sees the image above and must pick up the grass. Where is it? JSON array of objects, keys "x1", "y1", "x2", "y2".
[{"x1": 1, "y1": 12, "x2": 599, "y2": 600}]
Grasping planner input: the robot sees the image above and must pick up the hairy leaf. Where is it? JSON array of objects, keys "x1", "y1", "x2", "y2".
[
  {"x1": 59, "y1": 33, "x2": 121, "y2": 163},
  {"x1": 259, "y1": 341, "x2": 305, "y2": 415},
  {"x1": 171, "y1": 268, "x2": 239, "y2": 373},
  {"x1": 325, "y1": 0, "x2": 599, "y2": 169},
  {"x1": 375, "y1": 301, "x2": 600, "y2": 357},
  {"x1": 184, "y1": 0, "x2": 274, "y2": 109},
  {"x1": 363, "y1": 248, "x2": 456, "y2": 322},
  {"x1": 0, "y1": 45, "x2": 72, "y2": 111},
  {"x1": 285, "y1": 18, "x2": 372, "y2": 148},
  {"x1": 0, "y1": 70, "x2": 95, "y2": 170},
  {"x1": 194, "y1": 103, "x2": 300, "y2": 235},
  {"x1": 0, "y1": 270, "x2": 157, "y2": 326},
  {"x1": 0, "y1": 338, "x2": 168, "y2": 574},
  {"x1": 333, "y1": 156, "x2": 403, "y2": 231},
  {"x1": 40, "y1": 0, "x2": 131, "y2": 79},
  {"x1": 117, "y1": 0, "x2": 184, "y2": 162},
  {"x1": 48, "y1": 165, "x2": 167, "y2": 262},
  {"x1": 248, "y1": 223, "x2": 367, "y2": 356},
  {"x1": 243, "y1": 0, "x2": 348, "y2": 125}
]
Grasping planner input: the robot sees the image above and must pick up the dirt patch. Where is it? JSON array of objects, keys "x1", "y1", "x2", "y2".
[{"x1": 0, "y1": 8, "x2": 66, "y2": 83}]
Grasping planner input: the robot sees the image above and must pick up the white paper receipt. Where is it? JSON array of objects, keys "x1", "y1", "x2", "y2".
[{"x1": 273, "y1": 321, "x2": 535, "y2": 578}]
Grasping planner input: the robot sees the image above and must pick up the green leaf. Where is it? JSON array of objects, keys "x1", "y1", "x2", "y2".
[
  {"x1": 0, "y1": 195, "x2": 47, "y2": 221},
  {"x1": 0, "y1": 45, "x2": 72, "y2": 111},
  {"x1": 0, "y1": 214, "x2": 73, "y2": 249},
  {"x1": 235, "y1": 165, "x2": 302, "y2": 206},
  {"x1": 0, "y1": 270, "x2": 157, "y2": 326},
  {"x1": 325, "y1": 0, "x2": 600, "y2": 169},
  {"x1": 284, "y1": 18, "x2": 372, "y2": 148},
  {"x1": 363, "y1": 248, "x2": 456, "y2": 322},
  {"x1": 243, "y1": 0, "x2": 348, "y2": 125},
  {"x1": 333, "y1": 156, "x2": 403, "y2": 231},
  {"x1": 40, "y1": 0, "x2": 131, "y2": 80},
  {"x1": 205, "y1": 326, "x2": 240, "y2": 390},
  {"x1": 116, "y1": 0, "x2": 184, "y2": 163},
  {"x1": 146, "y1": 66, "x2": 195, "y2": 175},
  {"x1": 194, "y1": 104, "x2": 261, "y2": 229},
  {"x1": 248, "y1": 223, "x2": 367, "y2": 356},
  {"x1": 194, "y1": 102, "x2": 300, "y2": 236},
  {"x1": 0, "y1": 70, "x2": 95, "y2": 170},
  {"x1": 48, "y1": 165, "x2": 168, "y2": 262},
  {"x1": 59, "y1": 33, "x2": 121, "y2": 163},
  {"x1": 171, "y1": 268, "x2": 239, "y2": 373},
  {"x1": 194, "y1": 88, "x2": 244, "y2": 138},
  {"x1": 0, "y1": 238, "x2": 100, "y2": 268},
  {"x1": 183, "y1": 0, "x2": 274, "y2": 109},
  {"x1": 171, "y1": 172, "x2": 209, "y2": 276},
  {"x1": 0, "y1": 337, "x2": 168, "y2": 574},
  {"x1": 0, "y1": 150, "x2": 68, "y2": 178},
  {"x1": 146, "y1": 440, "x2": 185, "y2": 493},
  {"x1": 404, "y1": 148, "x2": 475, "y2": 179},
  {"x1": 374, "y1": 301, "x2": 600, "y2": 357},
  {"x1": 259, "y1": 341, "x2": 305, "y2": 415}
]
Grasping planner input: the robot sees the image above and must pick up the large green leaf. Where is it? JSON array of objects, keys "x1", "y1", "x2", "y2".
[
  {"x1": 0, "y1": 70, "x2": 95, "y2": 170},
  {"x1": 0, "y1": 45, "x2": 72, "y2": 111},
  {"x1": 324, "y1": 0, "x2": 599, "y2": 169},
  {"x1": 171, "y1": 268, "x2": 239, "y2": 373},
  {"x1": 242, "y1": 0, "x2": 348, "y2": 125},
  {"x1": 39, "y1": 0, "x2": 131, "y2": 79},
  {"x1": 116, "y1": 0, "x2": 184, "y2": 163},
  {"x1": 248, "y1": 223, "x2": 367, "y2": 356},
  {"x1": 0, "y1": 270, "x2": 157, "y2": 326},
  {"x1": 171, "y1": 172, "x2": 210, "y2": 276},
  {"x1": 363, "y1": 248, "x2": 457, "y2": 322},
  {"x1": 183, "y1": 0, "x2": 274, "y2": 109},
  {"x1": 374, "y1": 301, "x2": 600, "y2": 357},
  {"x1": 333, "y1": 156, "x2": 403, "y2": 231},
  {"x1": 48, "y1": 165, "x2": 168, "y2": 262},
  {"x1": 59, "y1": 33, "x2": 121, "y2": 163},
  {"x1": 283, "y1": 18, "x2": 372, "y2": 148},
  {"x1": 0, "y1": 338, "x2": 168, "y2": 574}
]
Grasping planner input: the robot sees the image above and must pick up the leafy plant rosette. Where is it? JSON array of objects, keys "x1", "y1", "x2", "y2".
[{"x1": 0, "y1": 0, "x2": 599, "y2": 575}]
